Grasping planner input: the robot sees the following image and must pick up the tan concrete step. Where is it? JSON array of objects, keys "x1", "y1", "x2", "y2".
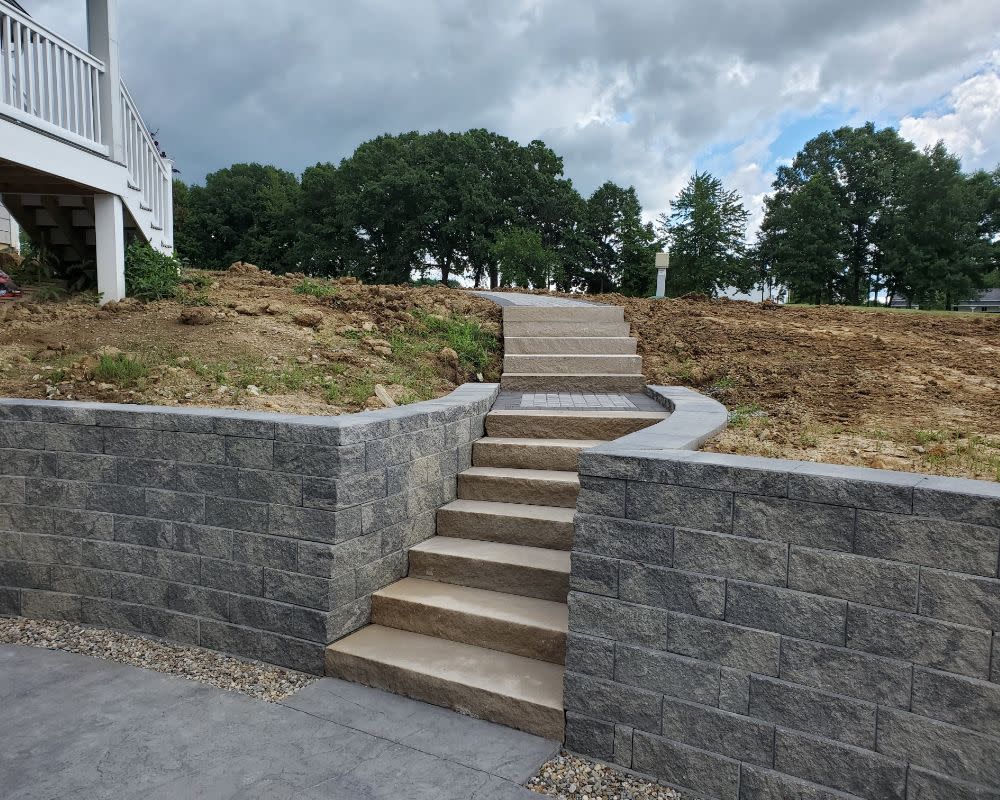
[
  {"x1": 503, "y1": 306, "x2": 622, "y2": 323},
  {"x1": 458, "y1": 465, "x2": 579, "y2": 508},
  {"x1": 408, "y1": 536, "x2": 570, "y2": 602},
  {"x1": 503, "y1": 321, "x2": 631, "y2": 338},
  {"x1": 372, "y1": 577, "x2": 568, "y2": 663},
  {"x1": 437, "y1": 499, "x2": 575, "y2": 550},
  {"x1": 505, "y1": 336, "x2": 638, "y2": 355},
  {"x1": 326, "y1": 625, "x2": 565, "y2": 739},
  {"x1": 473, "y1": 436, "x2": 604, "y2": 472},
  {"x1": 500, "y1": 373, "x2": 646, "y2": 392},
  {"x1": 504, "y1": 354, "x2": 643, "y2": 375},
  {"x1": 486, "y1": 408, "x2": 668, "y2": 440}
]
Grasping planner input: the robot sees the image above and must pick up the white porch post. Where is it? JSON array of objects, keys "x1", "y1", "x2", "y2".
[
  {"x1": 94, "y1": 194, "x2": 126, "y2": 303},
  {"x1": 87, "y1": 0, "x2": 125, "y2": 164}
]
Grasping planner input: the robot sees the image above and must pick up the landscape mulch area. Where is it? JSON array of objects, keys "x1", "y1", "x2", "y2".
[
  {"x1": 528, "y1": 751, "x2": 679, "y2": 800},
  {"x1": 0, "y1": 616, "x2": 315, "y2": 702}
]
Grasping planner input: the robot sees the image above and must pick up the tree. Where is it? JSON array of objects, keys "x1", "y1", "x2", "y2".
[
  {"x1": 658, "y1": 172, "x2": 750, "y2": 296},
  {"x1": 492, "y1": 227, "x2": 558, "y2": 288},
  {"x1": 584, "y1": 182, "x2": 659, "y2": 295}
]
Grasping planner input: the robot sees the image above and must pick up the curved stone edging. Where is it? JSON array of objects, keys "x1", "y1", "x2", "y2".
[{"x1": 0, "y1": 383, "x2": 499, "y2": 674}]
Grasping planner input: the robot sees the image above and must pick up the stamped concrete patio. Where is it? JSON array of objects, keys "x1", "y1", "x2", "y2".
[{"x1": 0, "y1": 645, "x2": 556, "y2": 799}]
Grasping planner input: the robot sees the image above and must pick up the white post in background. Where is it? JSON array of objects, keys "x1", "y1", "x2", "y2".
[
  {"x1": 94, "y1": 194, "x2": 126, "y2": 303},
  {"x1": 655, "y1": 251, "x2": 669, "y2": 298},
  {"x1": 87, "y1": 0, "x2": 124, "y2": 164}
]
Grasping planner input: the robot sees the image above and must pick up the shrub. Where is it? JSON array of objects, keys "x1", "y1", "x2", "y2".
[
  {"x1": 125, "y1": 241, "x2": 181, "y2": 301},
  {"x1": 293, "y1": 279, "x2": 337, "y2": 298},
  {"x1": 92, "y1": 353, "x2": 148, "y2": 386}
]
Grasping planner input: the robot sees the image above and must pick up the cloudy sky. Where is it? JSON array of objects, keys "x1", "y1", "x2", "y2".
[{"x1": 27, "y1": 0, "x2": 1000, "y2": 230}]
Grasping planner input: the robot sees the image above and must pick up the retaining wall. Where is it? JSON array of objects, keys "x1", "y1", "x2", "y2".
[
  {"x1": 0, "y1": 384, "x2": 497, "y2": 674},
  {"x1": 568, "y1": 405, "x2": 1000, "y2": 799}
]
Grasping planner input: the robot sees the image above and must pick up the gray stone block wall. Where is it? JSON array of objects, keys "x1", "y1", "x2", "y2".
[
  {"x1": 0, "y1": 385, "x2": 497, "y2": 674},
  {"x1": 569, "y1": 447, "x2": 1000, "y2": 799}
]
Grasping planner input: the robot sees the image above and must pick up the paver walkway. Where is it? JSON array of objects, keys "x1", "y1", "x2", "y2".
[
  {"x1": 0, "y1": 645, "x2": 555, "y2": 800},
  {"x1": 471, "y1": 291, "x2": 596, "y2": 307}
]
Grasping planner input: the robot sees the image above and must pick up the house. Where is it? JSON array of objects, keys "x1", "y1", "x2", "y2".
[
  {"x1": 0, "y1": 0, "x2": 172, "y2": 302},
  {"x1": 0, "y1": 200, "x2": 18, "y2": 251},
  {"x1": 954, "y1": 288, "x2": 1000, "y2": 313}
]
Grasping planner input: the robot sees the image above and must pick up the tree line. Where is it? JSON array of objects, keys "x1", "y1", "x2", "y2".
[{"x1": 173, "y1": 123, "x2": 1000, "y2": 306}]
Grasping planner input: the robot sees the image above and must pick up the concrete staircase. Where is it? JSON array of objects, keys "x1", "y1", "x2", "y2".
[{"x1": 500, "y1": 305, "x2": 645, "y2": 392}]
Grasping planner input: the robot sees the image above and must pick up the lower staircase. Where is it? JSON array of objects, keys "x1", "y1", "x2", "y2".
[{"x1": 326, "y1": 400, "x2": 667, "y2": 740}]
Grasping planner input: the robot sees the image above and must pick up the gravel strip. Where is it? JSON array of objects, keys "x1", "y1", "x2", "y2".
[
  {"x1": 528, "y1": 751, "x2": 680, "y2": 800},
  {"x1": 0, "y1": 616, "x2": 316, "y2": 702}
]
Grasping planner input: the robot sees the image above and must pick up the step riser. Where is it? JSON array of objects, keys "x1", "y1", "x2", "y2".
[
  {"x1": 325, "y1": 648, "x2": 565, "y2": 740},
  {"x1": 436, "y1": 507, "x2": 574, "y2": 550},
  {"x1": 372, "y1": 594, "x2": 566, "y2": 664},
  {"x1": 500, "y1": 373, "x2": 646, "y2": 392},
  {"x1": 458, "y1": 473, "x2": 579, "y2": 508},
  {"x1": 486, "y1": 412, "x2": 665, "y2": 440},
  {"x1": 504, "y1": 354, "x2": 643, "y2": 374},
  {"x1": 408, "y1": 550, "x2": 569, "y2": 602},
  {"x1": 503, "y1": 306, "x2": 623, "y2": 323},
  {"x1": 503, "y1": 322, "x2": 631, "y2": 338},
  {"x1": 473, "y1": 440, "x2": 589, "y2": 472},
  {"x1": 505, "y1": 336, "x2": 638, "y2": 355}
]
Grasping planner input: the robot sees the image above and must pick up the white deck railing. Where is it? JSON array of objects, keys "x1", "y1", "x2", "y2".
[
  {"x1": 121, "y1": 81, "x2": 171, "y2": 237},
  {"x1": 0, "y1": 3, "x2": 106, "y2": 153}
]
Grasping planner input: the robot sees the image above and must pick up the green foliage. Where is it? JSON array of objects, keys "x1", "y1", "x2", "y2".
[
  {"x1": 124, "y1": 241, "x2": 182, "y2": 301},
  {"x1": 93, "y1": 353, "x2": 148, "y2": 386},
  {"x1": 293, "y1": 279, "x2": 338, "y2": 298},
  {"x1": 492, "y1": 228, "x2": 559, "y2": 289},
  {"x1": 412, "y1": 309, "x2": 496, "y2": 374}
]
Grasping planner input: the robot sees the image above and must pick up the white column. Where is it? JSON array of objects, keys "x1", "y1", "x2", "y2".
[
  {"x1": 655, "y1": 251, "x2": 669, "y2": 298},
  {"x1": 87, "y1": 0, "x2": 124, "y2": 164},
  {"x1": 94, "y1": 194, "x2": 125, "y2": 303}
]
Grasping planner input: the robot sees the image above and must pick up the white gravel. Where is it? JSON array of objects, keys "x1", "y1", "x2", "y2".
[
  {"x1": 0, "y1": 616, "x2": 316, "y2": 702},
  {"x1": 528, "y1": 750, "x2": 681, "y2": 800}
]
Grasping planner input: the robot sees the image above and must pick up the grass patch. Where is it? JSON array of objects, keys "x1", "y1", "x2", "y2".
[
  {"x1": 92, "y1": 353, "x2": 148, "y2": 387},
  {"x1": 294, "y1": 279, "x2": 338, "y2": 299},
  {"x1": 728, "y1": 404, "x2": 765, "y2": 429},
  {"x1": 411, "y1": 309, "x2": 497, "y2": 375}
]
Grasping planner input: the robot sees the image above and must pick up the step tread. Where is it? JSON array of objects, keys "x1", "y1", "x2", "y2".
[
  {"x1": 439, "y1": 498, "x2": 576, "y2": 524},
  {"x1": 328, "y1": 625, "x2": 564, "y2": 710},
  {"x1": 502, "y1": 371, "x2": 645, "y2": 377},
  {"x1": 488, "y1": 409, "x2": 668, "y2": 420},
  {"x1": 375, "y1": 577, "x2": 568, "y2": 632},
  {"x1": 461, "y1": 465, "x2": 580, "y2": 484},
  {"x1": 477, "y1": 437, "x2": 607, "y2": 449},
  {"x1": 410, "y1": 536, "x2": 570, "y2": 573}
]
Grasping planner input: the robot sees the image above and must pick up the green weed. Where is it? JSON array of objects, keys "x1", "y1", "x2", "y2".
[
  {"x1": 294, "y1": 279, "x2": 338, "y2": 299},
  {"x1": 93, "y1": 353, "x2": 148, "y2": 386}
]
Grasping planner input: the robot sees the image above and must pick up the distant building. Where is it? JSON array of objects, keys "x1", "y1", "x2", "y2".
[
  {"x1": 888, "y1": 295, "x2": 914, "y2": 309},
  {"x1": 720, "y1": 284, "x2": 786, "y2": 303},
  {"x1": 954, "y1": 289, "x2": 1000, "y2": 313},
  {"x1": 0, "y1": 202, "x2": 19, "y2": 252}
]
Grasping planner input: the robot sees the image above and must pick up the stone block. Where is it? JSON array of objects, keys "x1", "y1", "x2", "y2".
[
  {"x1": 269, "y1": 504, "x2": 361, "y2": 546},
  {"x1": 102, "y1": 427, "x2": 162, "y2": 456},
  {"x1": 565, "y1": 632, "x2": 615, "y2": 679},
  {"x1": 326, "y1": 596, "x2": 370, "y2": 641},
  {"x1": 778, "y1": 637, "x2": 911, "y2": 708},
  {"x1": 88, "y1": 484, "x2": 145, "y2": 515},
  {"x1": 232, "y1": 531, "x2": 297, "y2": 572},
  {"x1": 0, "y1": 561, "x2": 50, "y2": 589},
  {"x1": 660, "y1": 696, "x2": 774, "y2": 767},
  {"x1": 160, "y1": 431, "x2": 226, "y2": 464},
  {"x1": 213, "y1": 415, "x2": 275, "y2": 439},
  {"x1": 272, "y1": 442, "x2": 365, "y2": 477},
  {"x1": 205, "y1": 497, "x2": 268, "y2": 534},
  {"x1": 56, "y1": 452, "x2": 116, "y2": 482},
  {"x1": 905, "y1": 766, "x2": 1000, "y2": 800},
  {"x1": 725, "y1": 581, "x2": 847, "y2": 645},
  {"x1": 615, "y1": 644, "x2": 721, "y2": 704},
  {"x1": 733, "y1": 495, "x2": 854, "y2": 551},
  {"x1": 139, "y1": 549, "x2": 200, "y2": 584},
  {"x1": 52, "y1": 509, "x2": 112, "y2": 540},
  {"x1": 787, "y1": 546, "x2": 919, "y2": 612},
  {"x1": 668, "y1": 612, "x2": 781, "y2": 675},
  {"x1": 21, "y1": 589, "x2": 81, "y2": 620},
  {"x1": 912, "y1": 476, "x2": 1000, "y2": 528},
  {"x1": 846, "y1": 604, "x2": 991, "y2": 679},
  {"x1": 163, "y1": 583, "x2": 229, "y2": 621},
  {"x1": 379, "y1": 513, "x2": 435, "y2": 555},
  {"x1": 632, "y1": 731, "x2": 741, "y2": 800},
  {"x1": 574, "y1": 514, "x2": 673, "y2": 567},
  {"x1": 0, "y1": 586, "x2": 20, "y2": 614},
  {"x1": 738, "y1": 764, "x2": 867, "y2": 800},
  {"x1": 570, "y1": 552, "x2": 619, "y2": 597},
  {"x1": 911, "y1": 667, "x2": 1000, "y2": 736},
  {"x1": 50, "y1": 565, "x2": 113, "y2": 598},
  {"x1": 918, "y1": 569, "x2": 1000, "y2": 630},
  {"x1": 259, "y1": 630, "x2": 326, "y2": 674},
  {"x1": 174, "y1": 464, "x2": 239, "y2": 497},
  {"x1": 855, "y1": 511, "x2": 999, "y2": 577},
  {"x1": 614, "y1": 725, "x2": 633, "y2": 768},
  {"x1": 619, "y1": 562, "x2": 725, "y2": 618},
  {"x1": 229, "y1": 596, "x2": 326, "y2": 641},
  {"x1": 145, "y1": 489, "x2": 205, "y2": 524},
  {"x1": 114, "y1": 458, "x2": 176, "y2": 488},
  {"x1": 577, "y1": 476, "x2": 626, "y2": 517},
  {"x1": 25, "y1": 478, "x2": 88, "y2": 509},
  {"x1": 0, "y1": 530, "x2": 19, "y2": 560},
  {"x1": 297, "y1": 535, "x2": 380, "y2": 579},
  {"x1": 353, "y1": 551, "x2": 406, "y2": 597},
  {"x1": 236, "y1": 469, "x2": 302, "y2": 506},
  {"x1": 787, "y1": 464, "x2": 919, "y2": 512},
  {"x1": 0, "y1": 504, "x2": 53, "y2": 535},
  {"x1": 141, "y1": 607, "x2": 199, "y2": 645},
  {"x1": 774, "y1": 728, "x2": 906, "y2": 800},
  {"x1": 19, "y1": 533, "x2": 82, "y2": 565},
  {"x1": 563, "y1": 671, "x2": 663, "y2": 733},
  {"x1": 0, "y1": 421, "x2": 47, "y2": 449},
  {"x1": 264, "y1": 568, "x2": 351, "y2": 611},
  {"x1": 0, "y1": 448, "x2": 57, "y2": 477},
  {"x1": 565, "y1": 713, "x2": 615, "y2": 760},
  {"x1": 626, "y1": 482, "x2": 732, "y2": 532},
  {"x1": 568, "y1": 591, "x2": 668, "y2": 648},
  {"x1": 82, "y1": 540, "x2": 144, "y2": 574},
  {"x1": 224, "y1": 437, "x2": 274, "y2": 470},
  {"x1": 302, "y1": 472, "x2": 387, "y2": 511},
  {"x1": 44, "y1": 424, "x2": 105, "y2": 454},
  {"x1": 748, "y1": 675, "x2": 877, "y2": 749},
  {"x1": 718, "y1": 668, "x2": 751, "y2": 715},
  {"x1": 674, "y1": 528, "x2": 788, "y2": 586},
  {"x1": 81, "y1": 597, "x2": 143, "y2": 631},
  {"x1": 113, "y1": 516, "x2": 172, "y2": 548},
  {"x1": 200, "y1": 620, "x2": 261, "y2": 660},
  {"x1": 202, "y1": 558, "x2": 263, "y2": 595},
  {"x1": 171, "y1": 524, "x2": 232, "y2": 559}
]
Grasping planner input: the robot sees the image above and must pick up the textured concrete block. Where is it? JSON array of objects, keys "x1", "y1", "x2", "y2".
[
  {"x1": 877, "y1": 708, "x2": 1000, "y2": 787},
  {"x1": 19, "y1": 533, "x2": 82, "y2": 565},
  {"x1": 272, "y1": 442, "x2": 365, "y2": 477},
  {"x1": 788, "y1": 546, "x2": 919, "y2": 612},
  {"x1": 568, "y1": 591, "x2": 668, "y2": 648},
  {"x1": 0, "y1": 530, "x2": 20, "y2": 560},
  {"x1": 918, "y1": 569, "x2": 1000, "y2": 630},
  {"x1": 565, "y1": 712, "x2": 615, "y2": 760},
  {"x1": 52, "y1": 509, "x2": 113, "y2": 540},
  {"x1": 674, "y1": 528, "x2": 788, "y2": 586},
  {"x1": 615, "y1": 644, "x2": 720, "y2": 704},
  {"x1": 325, "y1": 596, "x2": 371, "y2": 641},
  {"x1": 270, "y1": 504, "x2": 361, "y2": 546},
  {"x1": 163, "y1": 583, "x2": 229, "y2": 621},
  {"x1": 733, "y1": 495, "x2": 854, "y2": 551},
  {"x1": 564, "y1": 671, "x2": 663, "y2": 733},
  {"x1": 232, "y1": 531, "x2": 297, "y2": 572},
  {"x1": 353, "y1": 551, "x2": 406, "y2": 597},
  {"x1": 44, "y1": 424, "x2": 105, "y2": 454},
  {"x1": 171, "y1": 524, "x2": 232, "y2": 559},
  {"x1": 0, "y1": 421, "x2": 47, "y2": 449},
  {"x1": 199, "y1": 620, "x2": 261, "y2": 661},
  {"x1": 565, "y1": 632, "x2": 615, "y2": 679},
  {"x1": 88, "y1": 484, "x2": 146, "y2": 515},
  {"x1": 574, "y1": 514, "x2": 673, "y2": 566},
  {"x1": 787, "y1": 464, "x2": 918, "y2": 512},
  {"x1": 224, "y1": 436, "x2": 274, "y2": 470},
  {"x1": 141, "y1": 607, "x2": 199, "y2": 645},
  {"x1": 50, "y1": 565, "x2": 113, "y2": 598},
  {"x1": 103, "y1": 427, "x2": 162, "y2": 456},
  {"x1": 202, "y1": 558, "x2": 263, "y2": 595},
  {"x1": 660, "y1": 696, "x2": 774, "y2": 767},
  {"x1": 748, "y1": 675, "x2": 877, "y2": 749},
  {"x1": 83, "y1": 540, "x2": 144, "y2": 574},
  {"x1": 379, "y1": 512, "x2": 435, "y2": 555},
  {"x1": 905, "y1": 766, "x2": 1000, "y2": 800},
  {"x1": 911, "y1": 668, "x2": 1000, "y2": 736},
  {"x1": 302, "y1": 472, "x2": 387, "y2": 511},
  {"x1": 738, "y1": 765, "x2": 866, "y2": 800},
  {"x1": 160, "y1": 431, "x2": 226, "y2": 464},
  {"x1": 576, "y1": 476, "x2": 626, "y2": 517},
  {"x1": 297, "y1": 535, "x2": 380, "y2": 579},
  {"x1": 237, "y1": 469, "x2": 302, "y2": 506},
  {"x1": 668, "y1": 612, "x2": 781, "y2": 675},
  {"x1": 0, "y1": 586, "x2": 20, "y2": 614},
  {"x1": 114, "y1": 458, "x2": 176, "y2": 488},
  {"x1": 138, "y1": 549, "x2": 200, "y2": 584},
  {"x1": 230, "y1": 596, "x2": 326, "y2": 641},
  {"x1": 0, "y1": 504, "x2": 53, "y2": 535},
  {"x1": 779, "y1": 637, "x2": 911, "y2": 708},
  {"x1": 570, "y1": 553, "x2": 619, "y2": 597},
  {"x1": 725, "y1": 582, "x2": 847, "y2": 645},
  {"x1": 145, "y1": 489, "x2": 205, "y2": 524},
  {"x1": 620, "y1": 562, "x2": 725, "y2": 618},
  {"x1": 632, "y1": 731, "x2": 741, "y2": 800},
  {"x1": 774, "y1": 728, "x2": 906, "y2": 800},
  {"x1": 205, "y1": 497, "x2": 268, "y2": 534},
  {"x1": 173, "y1": 464, "x2": 238, "y2": 497},
  {"x1": 626, "y1": 482, "x2": 732, "y2": 531},
  {"x1": 113, "y1": 516, "x2": 172, "y2": 548},
  {"x1": 21, "y1": 589, "x2": 81, "y2": 620},
  {"x1": 0, "y1": 448, "x2": 57, "y2": 478},
  {"x1": 846, "y1": 604, "x2": 991, "y2": 679},
  {"x1": 56, "y1": 452, "x2": 116, "y2": 482},
  {"x1": 0, "y1": 562, "x2": 50, "y2": 589},
  {"x1": 25, "y1": 478, "x2": 88, "y2": 509},
  {"x1": 614, "y1": 725, "x2": 633, "y2": 768},
  {"x1": 259, "y1": 631, "x2": 325, "y2": 674},
  {"x1": 855, "y1": 511, "x2": 999, "y2": 577},
  {"x1": 912, "y1": 476, "x2": 1000, "y2": 528},
  {"x1": 718, "y1": 668, "x2": 751, "y2": 715},
  {"x1": 82, "y1": 597, "x2": 143, "y2": 630}
]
